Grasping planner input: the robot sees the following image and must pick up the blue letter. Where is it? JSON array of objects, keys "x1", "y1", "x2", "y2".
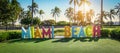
[
  {"x1": 52, "y1": 26, "x2": 54, "y2": 38},
  {"x1": 78, "y1": 26, "x2": 85, "y2": 37},
  {"x1": 22, "y1": 27, "x2": 31, "y2": 39},
  {"x1": 72, "y1": 26, "x2": 77, "y2": 38}
]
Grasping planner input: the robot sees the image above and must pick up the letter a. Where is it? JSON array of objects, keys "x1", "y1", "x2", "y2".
[
  {"x1": 35, "y1": 26, "x2": 42, "y2": 38},
  {"x1": 78, "y1": 26, "x2": 85, "y2": 37}
]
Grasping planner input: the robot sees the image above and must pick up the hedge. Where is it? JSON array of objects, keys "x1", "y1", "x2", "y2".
[
  {"x1": 101, "y1": 29, "x2": 120, "y2": 39},
  {"x1": 0, "y1": 32, "x2": 21, "y2": 42},
  {"x1": 101, "y1": 29, "x2": 110, "y2": 38},
  {"x1": 110, "y1": 29, "x2": 120, "y2": 39}
]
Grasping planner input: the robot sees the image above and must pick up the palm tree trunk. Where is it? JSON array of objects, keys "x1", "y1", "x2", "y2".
[
  {"x1": 74, "y1": 5, "x2": 75, "y2": 24},
  {"x1": 101, "y1": 0, "x2": 103, "y2": 26},
  {"x1": 6, "y1": 25, "x2": 7, "y2": 31},
  {"x1": 55, "y1": 16, "x2": 56, "y2": 25},
  {"x1": 69, "y1": 19, "x2": 71, "y2": 26},
  {"x1": 110, "y1": 15, "x2": 112, "y2": 27},
  {"x1": 31, "y1": 0, "x2": 34, "y2": 26},
  {"x1": 5, "y1": 22, "x2": 8, "y2": 31},
  {"x1": 12, "y1": 20, "x2": 14, "y2": 30}
]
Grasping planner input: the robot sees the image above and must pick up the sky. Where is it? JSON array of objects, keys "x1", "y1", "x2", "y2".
[{"x1": 17, "y1": 0, "x2": 120, "y2": 23}]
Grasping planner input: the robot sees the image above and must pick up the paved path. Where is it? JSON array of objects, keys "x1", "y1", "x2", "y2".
[{"x1": 54, "y1": 36, "x2": 65, "y2": 38}]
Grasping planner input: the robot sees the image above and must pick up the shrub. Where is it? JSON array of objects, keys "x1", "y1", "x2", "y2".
[
  {"x1": 110, "y1": 29, "x2": 120, "y2": 39},
  {"x1": 41, "y1": 20, "x2": 56, "y2": 26},
  {"x1": 0, "y1": 32, "x2": 21, "y2": 42},
  {"x1": 56, "y1": 21, "x2": 69, "y2": 26},
  {"x1": 54, "y1": 29, "x2": 64, "y2": 33},
  {"x1": 8, "y1": 32, "x2": 21, "y2": 39},
  {"x1": 101, "y1": 29, "x2": 110, "y2": 38},
  {"x1": 0, "y1": 32, "x2": 9, "y2": 42}
]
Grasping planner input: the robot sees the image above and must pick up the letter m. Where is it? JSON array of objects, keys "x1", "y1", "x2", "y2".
[
  {"x1": 22, "y1": 27, "x2": 31, "y2": 39},
  {"x1": 42, "y1": 26, "x2": 51, "y2": 38}
]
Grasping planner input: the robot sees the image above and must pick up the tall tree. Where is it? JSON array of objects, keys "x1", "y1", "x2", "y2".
[
  {"x1": 51, "y1": 6, "x2": 61, "y2": 23},
  {"x1": 10, "y1": 0, "x2": 22, "y2": 28},
  {"x1": 39, "y1": 10, "x2": 45, "y2": 21},
  {"x1": 115, "y1": 3, "x2": 120, "y2": 25},
  {"x1": 28, "y1": 0, "x2": 38, "y2": 25},
  {"x1": 108, "y1": 9, "x2": 116, "y2": 25},
  {"x1": 69, "y1": 0, "x2": 79, "y2": 23},
  {"x1": 79, "y1": 0, "x2": 91, "y2": 25},
  {"x1": 0, "y1": 0, "x2": 12, "y2": 30},
  {"x1": 86, "y1": 9, "x2": 94, "y2": 24},
  {"x1": 79, "y1": 0, "x2": 91, "y2": 6},
  {"x1": 27, "y1": 2, "x2": 38, "y2": 14},
  {"x1": 102, "y1": 9, "x2": 116, "y2": 25},
  {"x1": 76, "y1": 10, "x2": 84, "y2": 25},
  {"x1": 19, "y1": 9, "x2": 26, "y2": 20},
  {"x1": 64, "y1": 7, "x2": 74, "y2": 25}
]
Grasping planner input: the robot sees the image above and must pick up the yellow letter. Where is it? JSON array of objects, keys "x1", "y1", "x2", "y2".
[
  {"x1": 64, "y1": 26, "x2": 71, "y2": 38},
  {"x1": 35, "y1": 26, "x2": 42, "y2": 38}
]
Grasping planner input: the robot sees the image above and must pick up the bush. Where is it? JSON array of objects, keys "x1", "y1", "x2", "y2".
[
  {"x1": 0, "y1": 32, "x2": 9, "y2": 42},
  {"x1": 8, "y1": 32, "x2": 21, "y2": 39},
  {"x1": 110, "y1": 29, "x2": 120, "y2": 39},
  {"x1": 41, "y1": 20, "x2": 56, "y2": 26},
  {"x1": 56, "y1": 21, "x2": 69, "y2": 26},
  {"x1": 101, "y1": 29, "x2": 110, "y2": 38},
  {"x1": 0, "y1": 32, "x2": 21, "y2": 42}
]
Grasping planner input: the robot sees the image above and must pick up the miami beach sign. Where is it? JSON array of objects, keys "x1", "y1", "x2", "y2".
[{"x1": 21, "y1": 25, "x2": 101, "y2": 39}]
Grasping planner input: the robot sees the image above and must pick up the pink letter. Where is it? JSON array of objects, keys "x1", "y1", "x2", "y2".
[
  {"x1": 42, "y1": 26, "x2": 51, "y2": 38},
  {"x1": 93, "y1": 25, "x2": 101, "y2": 37}
]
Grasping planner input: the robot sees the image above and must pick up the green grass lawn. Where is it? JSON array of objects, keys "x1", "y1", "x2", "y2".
[{"x1": 0, "y1": 38, "x2": 120, "y2": 53}]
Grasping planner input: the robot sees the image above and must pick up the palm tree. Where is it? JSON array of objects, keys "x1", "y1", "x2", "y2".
[
  {"x1": 86, "y1": 9, "x2": 94, "y2": 24},
  {"x1": 103, "y1": 9, "x2": 116, "y2": 25},
  {"x1": 51, "y1": 6, "x2": 61, "y2": 23},
  {"x1": 27, "y1": 2, "x2": 38, "y2": 14},
  {"x1": 39, "y1": 10, "x2": 45, "y2": 21},
  {"x1": 64, "y1": 7, "x2": 74, "y2": 25},
  {"x1": 79, "y1": 0, "x2": 91, "y2": 25},
  {"x1": 28, "y1": 0, "x2": 38, "y2": 25},
  {"x1": 108, "y1": 9, "x2": 116, "y2": 25},
  {"x1": 115, "y1": 3, "x2": 120, "y2": 25},
  {"x1": 69, "y1": 0, "x2": 79, "y2": 23},
  {"x1": 19, "y1": 9, "x2": 25, "y2": 20},
  {"x1": 79, "y1": 0, "x2": 91, "y2": 6},
  {"x1": 76, "y1": 10, "x2": 84, "y2": 25}
]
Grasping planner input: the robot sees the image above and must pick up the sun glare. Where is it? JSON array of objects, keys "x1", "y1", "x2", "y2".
[{"x1": 78, "y1": 3, "x2": 91, "y2": 13}]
